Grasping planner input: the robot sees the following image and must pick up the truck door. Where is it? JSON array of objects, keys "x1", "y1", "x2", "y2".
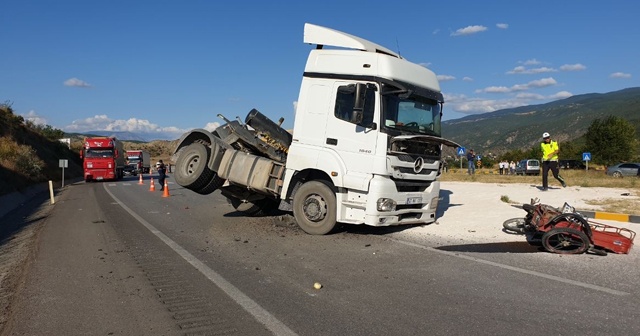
[{"x1": 324, "y1": 81, "x2": 379, "y2": 174}]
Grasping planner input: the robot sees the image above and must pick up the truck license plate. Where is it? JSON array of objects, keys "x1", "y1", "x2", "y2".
[{"x1": 407, "y1": 197, "x2": 422, "y2": 205}]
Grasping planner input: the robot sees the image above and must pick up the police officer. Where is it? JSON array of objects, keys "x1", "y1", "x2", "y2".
[
  {"x1": 540, "y1": 132, "x2": 566, "y2": 191},
  {"x1": 156, "y1": 159, "x2": 167, "y2": 190}
]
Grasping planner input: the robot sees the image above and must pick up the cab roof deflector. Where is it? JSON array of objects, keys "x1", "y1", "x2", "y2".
[{"x1": 303, "y1": 23, "x2": 401, "y2": 59}]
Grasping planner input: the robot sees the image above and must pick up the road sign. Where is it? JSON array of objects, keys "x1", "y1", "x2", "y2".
[
  {"x1": 59, "y1": 159, "x2": 68, "y2": 188},
  {"x1": 457, "y1": 147, "x2": 466, "y2": 156},
  {"x1": 476, "y1": 155, "x2": 482, "y2": 161},
  {"x1": 582, "y1": 152, "x2": 591, "y2": 161}
]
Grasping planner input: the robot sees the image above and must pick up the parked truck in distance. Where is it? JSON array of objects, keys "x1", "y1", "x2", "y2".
[
  {"x1": 172, "y1": 23, "x2": 459, "y2": 235},
  {"x1": 80, "y1": 137, "x2": 126, "y2": 182},
  {"x1": 126, "y1": 150, "x2": 151, "y2": 174}
]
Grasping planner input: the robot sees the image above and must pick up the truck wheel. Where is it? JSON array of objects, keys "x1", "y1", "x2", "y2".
[
  {"x1": 293, "y1": 180, "x2": 337, "y2": 235},
  {"x1": 174, "y1": 143, "x2": 213, "y2": 190},
  {"x1": 194, "y1": 173, "x2": 226, "y2": 195},
  {"x1": 229, "y1": 197, "x2": 274, "y2": 216}
]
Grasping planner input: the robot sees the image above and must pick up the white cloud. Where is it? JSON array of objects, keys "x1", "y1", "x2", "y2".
[
  {"x1": 478, "y1": 86, "x2": 510, "y2": 93},
  {"x1": 496, "y1": 23, "x2": 509, "y2": 29},
  {"x1": 445, "y1": 89, "x2": 571, "y2": 115},
  {"x1": 21, "y1": 110, "x2": 48, "y2": 125},
  {"x1": 522, "y1": 59, "x2": 541, "y2": 65},
  {"x1": 527, "y1": 77, "x2": 557, "y2": 88},
  {"x1": 204, "y1": 122, "x2": 220, "y2": 132},
  {"x1": 419, "y1": 62, "x2": 432, "y2": 68},
  {"x1": 437, "y1": 75, "x2": 456, "y2": 81},
  {"x1": 432, "y1": 29, "x2": 440, "y2": 35},
  {"x1": 559, "y1": 63, "x2": 586, "y2": 71},
  {"x1": 507, "y1": 66, "x2": 556, "y2": 74},
  {"x1": 548, "y1": 91, "x2": 573, "y2": 99},
  {"x1": 64, "y1": 114, "x2": 189, "y2": 139},
  {"x1": 64, "y1": 77, "x2": 92, "y2": 88},
  {"x1": 477, "y1": 77, "x2": 557, "y2": 94},
  {"x1": 462, "y1": 77, "x2": 473, "y2": 81},
  {"x1": 610, "y1": 72, "x2": 631, "y2": 78},
  {"x1": 515, "y1": 92, "x2": 545, "y2": 100},
  {"x1": 451, "y1": 25, "x2": 488, "y2": 36}
]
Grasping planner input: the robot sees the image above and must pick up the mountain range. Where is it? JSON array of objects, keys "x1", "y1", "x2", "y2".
[
  {"x1": 441, "y1": 87, "x2": 640, "y2": 155},
  {"x1": 70, "y1": 87, "x2": 640, "y2": 153}
]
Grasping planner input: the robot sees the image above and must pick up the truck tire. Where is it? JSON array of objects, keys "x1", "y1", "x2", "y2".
[
  {"x1": 194, "y1": 173, "x2": 226, "y2": 195},
  {"x1": 293, "y1": 180, "x2": 337, "y2": 235},
  {"x1": 174, "y1": 143, "x2": 214, "y2": 190},
  {"x1": 229, "y1": 197, "x2": 275, "y2": 216}
]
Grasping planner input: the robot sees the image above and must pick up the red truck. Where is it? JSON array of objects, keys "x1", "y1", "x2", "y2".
[
  {"x1": 80, "y1": 137, "x2": 126, "y2": 182},
  {"x1": 126, "y1": 150, "x2": 151, "y2": 174}
]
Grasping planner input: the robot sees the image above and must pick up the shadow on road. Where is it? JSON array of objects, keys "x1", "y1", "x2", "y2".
[{"x1": 435, "y1": 241, "x2": 541, "y2": 253}]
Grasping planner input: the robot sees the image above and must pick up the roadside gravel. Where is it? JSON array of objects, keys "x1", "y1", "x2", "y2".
[{"x1": 0, "y1": 191, "x2": 53, "y2": 333}]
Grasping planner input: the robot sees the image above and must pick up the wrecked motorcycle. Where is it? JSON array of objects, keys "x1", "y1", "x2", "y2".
[{"x1": 504, "y1": 199, "x2": 635, "y2": 255}]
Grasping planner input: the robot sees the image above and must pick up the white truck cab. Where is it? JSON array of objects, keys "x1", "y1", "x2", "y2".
[{"x1": 173, "y1": 23, "x2": 458, "y2": 235}]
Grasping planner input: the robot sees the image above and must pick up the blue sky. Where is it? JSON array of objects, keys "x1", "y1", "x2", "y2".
[{"x1": 2, "y1": 0, "x2": 638, "y2": 140}]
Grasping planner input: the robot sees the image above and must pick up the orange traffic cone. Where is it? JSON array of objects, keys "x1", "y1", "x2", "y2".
[
  {"x1": 162, "y1": 181, "x2": 170, "y2": 197},
  {"x1": 138, "y1": 173, "x2": 144, "y2": 185},
  {"x1": 149, "y1": 177, "x2": 155, "y2": 191}
]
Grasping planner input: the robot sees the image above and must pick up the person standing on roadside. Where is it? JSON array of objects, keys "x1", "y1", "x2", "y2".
[
  {"x1": 466, "y1": 149, "x2": 476, "y2": 175},
  {"x1": 156, "y1": 159, "x2": 167, "y2": 190},
  {"x1": 540, "y1": 132, "x2": 566, "y2": 191}
]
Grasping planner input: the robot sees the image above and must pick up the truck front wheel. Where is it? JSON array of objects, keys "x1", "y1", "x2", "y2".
[
  {"x1": 174, "y1": 143, "x2": 213, "y2": 190},
  {"x1": 293, "y1": 181, "x2": 337, "y2": 235}
]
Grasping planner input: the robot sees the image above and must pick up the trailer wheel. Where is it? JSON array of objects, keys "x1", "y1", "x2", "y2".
[
  {"x1": 293, "y1": 180, "x2": 337, "y2": 235},
  {"x1": 541, "y1": 228, "x2": 589, "y2": 254},
  {"x1": 503, "y1": 218, "x2": 527, "y2": 234},
  {"x1": 174, "y1": 143, "x2": 213, "y2": 190}
]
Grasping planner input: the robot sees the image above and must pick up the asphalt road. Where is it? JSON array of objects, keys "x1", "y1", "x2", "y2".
[{"x1": 3, "y1": 175, "x2": 640, "y2": 335}]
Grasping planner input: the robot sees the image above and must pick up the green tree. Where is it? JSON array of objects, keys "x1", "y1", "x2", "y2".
[{"x1": 585, "y1": 115, "x2": 638, "y2": 165}]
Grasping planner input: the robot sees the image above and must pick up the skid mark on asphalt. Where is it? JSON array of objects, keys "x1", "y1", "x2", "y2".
[
  {"x1": 390, "y1": 238, "x2": 629, "y2": 296},
  {"x1": 104, "y1": 184, "x2": 297, "y2": 336}
]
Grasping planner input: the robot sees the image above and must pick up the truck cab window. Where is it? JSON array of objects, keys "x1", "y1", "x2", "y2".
[{"x1": 334, "y1": 84, "x2": 375, "y2": 126}]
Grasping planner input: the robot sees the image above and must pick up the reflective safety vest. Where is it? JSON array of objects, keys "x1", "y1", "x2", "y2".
[{"x1": 541, "y1": 140, "x2": 559, "y2": 161}]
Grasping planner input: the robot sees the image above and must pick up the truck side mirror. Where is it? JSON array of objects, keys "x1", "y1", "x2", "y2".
[
  {"x1": 79, "y1": 150, "x2": 83, "y2": 159},
  {"x1": 351, "y1": 83, "x2": 366, "y2": 124}
]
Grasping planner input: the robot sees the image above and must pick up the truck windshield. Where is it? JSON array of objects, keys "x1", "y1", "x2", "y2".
[
  {"x1": 382, "y1": 92, "x2": 442, "y2": 136},
  {"x1": 85, "y1": 149, "x2": 114, "y2": 158}
]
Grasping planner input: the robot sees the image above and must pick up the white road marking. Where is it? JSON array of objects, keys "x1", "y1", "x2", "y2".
[
  {"x1": 103, "y1": 184, "x2": 298, "y2": 336},
  {"x1": 390, "y1": 238, "x2": 629, "y2": 296}
]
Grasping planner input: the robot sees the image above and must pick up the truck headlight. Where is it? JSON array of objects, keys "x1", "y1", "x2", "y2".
[{"x1": 377, "y1": 198, "x2": 396, "y2": 212}]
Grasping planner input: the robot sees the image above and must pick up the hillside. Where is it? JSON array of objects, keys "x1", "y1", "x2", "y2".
[
  {"x1": 442, "y1": 87, "x2": 640, "y2": 154},
  {"x1": 0, "y1": 105, "x2": 84, "y2": 196}
]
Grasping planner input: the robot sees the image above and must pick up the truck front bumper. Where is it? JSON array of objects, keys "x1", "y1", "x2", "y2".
[{"x1": 337, "y1": 175, "x2": 441, "y2": 227}]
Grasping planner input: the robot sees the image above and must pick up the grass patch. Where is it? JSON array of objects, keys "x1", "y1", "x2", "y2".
[
  {"x1": 442, "y1": 168, "x2": 640, "y2": 189},
  {"x1": 584, "y1": 197, "x2": 640, "y2": 215}
]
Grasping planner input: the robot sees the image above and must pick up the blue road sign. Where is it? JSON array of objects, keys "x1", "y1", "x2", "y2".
[
  {"x1": 582, "y1": 152, "x2": 591, "y2": 161},
  {"x1": 477, "y1": 155, "x2": 482, "y2": 160},
  {"x1": 457, "y1": 147, "x2": 466, "y2": 156}
]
